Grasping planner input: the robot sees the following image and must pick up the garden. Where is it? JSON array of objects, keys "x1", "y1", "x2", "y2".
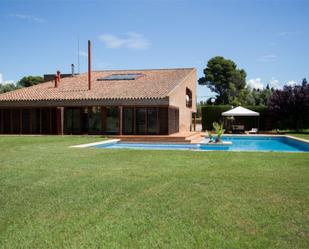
[{"x1": 0, "y1": 136, "x2": 308, "y2": 248}]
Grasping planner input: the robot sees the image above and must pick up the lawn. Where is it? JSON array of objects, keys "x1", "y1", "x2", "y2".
[
  {"x1": 288, "y1": 133, "x2": 309, "y2": 141},
  {"x1": 277, "y1": 130, "x2": 309, "y2": 141},
  {"x1": 0, "y1": 136, "x2": 308, "y2": 249}
]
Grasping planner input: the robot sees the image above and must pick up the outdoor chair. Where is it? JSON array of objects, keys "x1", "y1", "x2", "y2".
[{"x1": 248, "y1": 128, "x2": 258, "y2": 134}]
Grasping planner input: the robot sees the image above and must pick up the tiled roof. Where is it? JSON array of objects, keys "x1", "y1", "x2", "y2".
[{"x1": 0, "y1": 68, "x2": 195, "y2": 102}]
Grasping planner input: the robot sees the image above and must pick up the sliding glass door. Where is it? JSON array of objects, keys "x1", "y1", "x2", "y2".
[
  {"x1": 106, "y1": 107, "x2": 119, "y2": 134},
  {"x1": 147, "y1": 108, "x2": 158, "y2": 134},
  {"x1": 88, "y1": 107, "x2": 101, "y2": 134},
  {"x1": 136, "y1": 108, "x2": 147, "y2": 134},
  {"x1": 135, "y1": 107, "x2": 158, "y2": 135},
  {"x1": 65, "y1": 108, "x2": 81, "y2": 134},
  {"x1": 123, "y1": 107, "x2": 134, "y2": 134}
]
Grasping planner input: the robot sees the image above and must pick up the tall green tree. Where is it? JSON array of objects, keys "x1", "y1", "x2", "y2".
[
  {"x1": 198, "y1": 56, "x2": 247, "y2": 104},
  {"x1": 17, "y1": 76, "x2": 44, "y2": 87},
  {"x1": 250, "y1": 85, "x2": 274, "y2": 106}
]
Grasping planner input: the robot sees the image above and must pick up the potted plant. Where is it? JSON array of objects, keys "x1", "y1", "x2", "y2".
[{"x1": 213, "y1": 122, "x2": 225, "y2": 143}]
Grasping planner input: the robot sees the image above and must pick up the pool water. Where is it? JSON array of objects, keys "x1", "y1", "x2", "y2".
[
  {"x1": 220, "y1": 136, "x2": 309, "y2": 152},
  {"x1": 95, "y1": 136, "x2": 309, "y2": 152}
]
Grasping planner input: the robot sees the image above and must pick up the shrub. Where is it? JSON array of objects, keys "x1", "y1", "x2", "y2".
[{"x1": 213, "y1": 122, "x2": 225, "y2": 142}]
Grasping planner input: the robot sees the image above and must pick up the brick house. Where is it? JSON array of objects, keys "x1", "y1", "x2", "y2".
[{"x1": 0, "y1": 68, "x2": 197, "y2": 135}]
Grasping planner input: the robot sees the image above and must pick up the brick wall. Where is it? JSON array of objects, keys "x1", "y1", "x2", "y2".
[{"x1": 168, "y1": 69, "x2": 197, "y2": 133}]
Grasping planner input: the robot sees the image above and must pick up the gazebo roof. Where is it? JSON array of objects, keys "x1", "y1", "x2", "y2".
[{"x1": 222, "y1": 106, "x2": 260, "y2": 116}]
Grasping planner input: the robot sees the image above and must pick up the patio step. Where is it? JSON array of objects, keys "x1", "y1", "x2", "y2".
[
  {"x1": 185, "y1": 132, "x2": 205, "y2": 143},
  {"x1": 109, "y1": 132, "x2": 205, "y2": 144}
]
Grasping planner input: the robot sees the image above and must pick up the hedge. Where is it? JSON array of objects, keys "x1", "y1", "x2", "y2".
[
  {"x1": 201, "y1": 105, "x2": 309, "y2": 131},
  {"x1": 201, "y1": 105, "x2": 272, "y2": 131},
  {"x1": 201, "y1": 105, "x2": 230, "y2": 131}
]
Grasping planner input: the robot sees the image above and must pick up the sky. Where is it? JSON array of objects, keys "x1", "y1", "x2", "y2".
[{"x1": 0, "y1": 0, "x2": 308, "y2": 101}]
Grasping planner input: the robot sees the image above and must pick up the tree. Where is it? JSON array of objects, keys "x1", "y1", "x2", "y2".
[
  {"x1": 0, "y1": 75, "x2": 44, "y2": 94},
  {"x1": 250, "y1": 87, "x2": 274, "y2": 106},
  {"x1": 17, "y1": 76, "x2": 44, "y2": 87},
  {"x1": 231, "y1": 87, "x2": 256, "y2": 106},
  {"x1": 198, "y1": 56, "x2": 247, "y2": 104},
  {"x1": 0, "y1": 83, "x2": 21, "y2": 93},
  {"x1": 268, "y1": 80, "x2": 309, "y2": 129}
]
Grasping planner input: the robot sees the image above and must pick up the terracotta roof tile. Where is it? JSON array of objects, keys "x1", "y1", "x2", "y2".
[{"x1": 0, "y1": 68, "x2": 195, "y2": 102}]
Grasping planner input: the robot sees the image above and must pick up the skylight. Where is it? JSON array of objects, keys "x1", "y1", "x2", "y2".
[{"x1": 98, "y1": 73, "x2": 144, "y2": 81}]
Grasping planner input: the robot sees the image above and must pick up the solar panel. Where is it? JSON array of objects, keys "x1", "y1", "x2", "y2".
[{"x1": 98, "y1": 73, "x2": 144, "y2": 81}]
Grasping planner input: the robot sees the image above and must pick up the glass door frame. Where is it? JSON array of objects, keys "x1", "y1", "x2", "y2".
[{"x1": 104, "y1": 106, "x2": 120, "y2": 135}]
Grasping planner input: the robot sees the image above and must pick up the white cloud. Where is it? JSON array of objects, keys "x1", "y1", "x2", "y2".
[
  {"x1": 0, "y1": 73, "x2": 14, "y2": 85},
  {"x1": 99, "y1": 34, "x2": 126, "y2": 49},
  {"x1": 98, "y1": 32, "x2": 151, "y2": 50},
  {"x1": 257, "y1": 54, "x2": 277, "y2": 62},
  {"x1": 126, "y1": 32, "x2": 150, "y2": 49},
  {"x1": 10, "y1": 14, "x2": 46, "y2": 23},
  {"x1": 269, "y1": 77, "x2": 280, "y2": 89},
  {"x1": 287, "y1": 80, "x2": 297, "y2": 86},
  {"x1": 247, "y1": 78, "x2": 264, "y2": 90}
]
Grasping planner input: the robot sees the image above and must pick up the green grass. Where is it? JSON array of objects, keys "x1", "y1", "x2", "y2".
[
  {"x1": 275, "y1": 130, "x2": 309, "y2": 141},
  {"x1": 0, "y1": 136, "x2": 308, "y2": 249},
  {"x1": 289, "y1": 133, "x2": 309, "y2": 141}
]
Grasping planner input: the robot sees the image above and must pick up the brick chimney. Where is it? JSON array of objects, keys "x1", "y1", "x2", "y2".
[{"x1": 55, "y1": 70, "x2": 61, "y2": 88}]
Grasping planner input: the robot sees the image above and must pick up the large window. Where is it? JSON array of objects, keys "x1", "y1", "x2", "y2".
[
  {"x1": 106, "y1": 107, "x2": 119, "y2": 134},
  {"x1": 12, "y1": 109, "x2": 20, "y2": 134},
  {"x1": 135, "y1": 108, "x2": 159, "y2": 135},
  {"x1": 31, "y1": 109, "x2": 39, "y2": 134},
  {"x1": 147, "y1": 108, "x2": 158, "y2": 134},
  {"x1": 0, "y1": 108, "x2": 59, "y2": 135},
  {"x1": 123, "y1": 107, "x2": 134, "y2": 134},
  {"x1": 3, "y1": 109, "x2": 11, "y2": 133},
  {"x1": 22, "y1": 109, "x2": 30, "y2": 134},
  {"x1": 65, "y1": 108, "x2": 81, "y2": 134},
  {"x1": 136, "y1": 108, "x2": 147, "y2": 134},
  {"x1": 88, "y1": 107, "x2": 101, "y2": 133}
]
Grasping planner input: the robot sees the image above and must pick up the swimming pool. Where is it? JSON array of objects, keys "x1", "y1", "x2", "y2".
[{"x1": 94, "y1": 136, "x2": 309, "y2": 152}]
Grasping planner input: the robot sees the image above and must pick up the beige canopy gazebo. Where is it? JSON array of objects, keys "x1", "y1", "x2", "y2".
[
  {"x1": 222, "y1": 106, "x2": 260, "y2": 117},
  {"x1": 222, "y1": 106, "x2": 260, "y2": 132}
]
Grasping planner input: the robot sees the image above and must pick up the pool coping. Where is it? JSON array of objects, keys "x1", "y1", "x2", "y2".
[
  {"x1": 69, "y1": 134, "x2": 309, "y2": 151},
  {"x1": 70, "y1": 139, "x2": 120, "y2": 148},
  {"x1": 284, "y1": 135, "x2": 309, "y2": 144}
]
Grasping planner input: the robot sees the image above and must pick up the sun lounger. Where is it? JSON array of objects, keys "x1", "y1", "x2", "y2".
[{"x1": 248, "y1": 128, "x2": 258, "y2": 134}]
